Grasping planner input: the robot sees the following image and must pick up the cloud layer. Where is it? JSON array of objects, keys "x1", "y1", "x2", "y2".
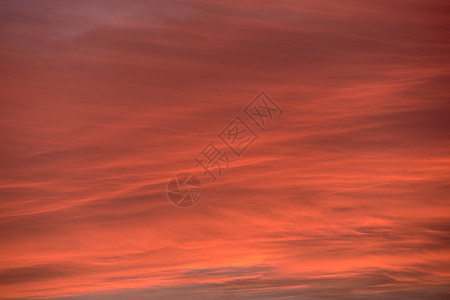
[{"x1": 1, "y1": 0, "x2": 449, "y2": 298}]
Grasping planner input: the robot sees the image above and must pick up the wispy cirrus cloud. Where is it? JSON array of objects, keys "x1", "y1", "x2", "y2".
[{"x1": 1, "y1": 0, "x2": 449, "y2": 299}]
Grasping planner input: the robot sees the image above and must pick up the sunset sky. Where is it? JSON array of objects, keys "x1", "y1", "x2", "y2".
[{"x1": 1, "y1": 0, "x2": 450, "y2": 299}]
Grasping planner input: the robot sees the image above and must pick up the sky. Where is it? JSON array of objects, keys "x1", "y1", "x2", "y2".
[{"x1": 0, "y1": 0, "x2": 449, "y2": 299}]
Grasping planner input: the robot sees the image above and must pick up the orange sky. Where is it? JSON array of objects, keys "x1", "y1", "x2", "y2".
[{"x1": 1, "y1": 0, "x2": 449, "y2": 299}]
